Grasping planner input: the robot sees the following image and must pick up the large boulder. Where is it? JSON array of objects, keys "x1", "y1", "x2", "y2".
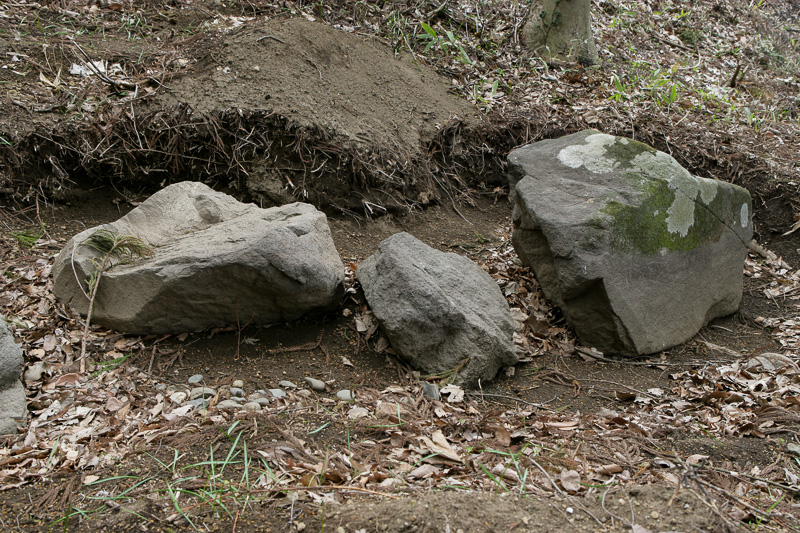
[
  {"x1": 509, "y1": 130, "x2": 752, "y2": 356},
  {"x1": 0, "y1": 318, "x2": 26, "y2": 435},
  {"x1": 52, "y1": 182, "x2": 345, "y2": 333},
  {"x1": 358, "y1": 232, "x2": 517, "y2": 388}
]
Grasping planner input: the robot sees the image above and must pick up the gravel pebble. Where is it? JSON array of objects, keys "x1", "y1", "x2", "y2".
[
  {"x1": 187, "y1": 374, "x2": 204, "y2": 384},
  {"x1": 253, "y1": 398, "x2": 271, "y2": 407},
  {"x1": 269, "y1": 389, "x2": 286, "y2": 398},
  {"x1": 185, "y1": 398, "x2": 212, "y2": 409},
  {"x1": 348, "y1": 407, "x2": 369, "y2": 418},
  {"x1": 336, "y1": 389, "x2": 355, "y2": 401},
  {"x1": 296, "y1": 389, "x2": 312, "y2": 397},
  {"x1": 189, "y1": 387, "x2": 216, "y2": 400},
  {"x1": 422, "y1": 382, "x2": 440, "y2": 400},
  {"x1": 217, "y1": 400, "x2": 242, "y2": 410},
  {"x1": 243, "y1": 402, "x2": 262, "y2": 412},
  {"x1": 279, "y1": 380, "x2": 297, "y2": 389},
  {"x1": 304, "y1": 377, "x2": 326, "y2": 392},
  {"x1": 232, "y1": 379, "x2": 244, "y2": 388},
  {"x1": 229, "y1": 387, "x2": 245, "y2": 397}
]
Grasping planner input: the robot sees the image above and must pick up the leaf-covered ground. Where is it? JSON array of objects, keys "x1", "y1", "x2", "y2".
[{"x1": 1, "y1": 1, "x2": 800, "y2": 531}]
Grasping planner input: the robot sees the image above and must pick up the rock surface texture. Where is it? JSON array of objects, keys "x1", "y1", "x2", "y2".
[
  {"x1": 358, "y1": 232, "x2": 517, "y2": 388},
  {"x1": 52, "y1": 182, "x2": 345, "y2": 333},
  {"x1": 0, "y1": 318, "x2": 26, "y2": 435},
  {"x1": 509, "y1": 130, "x2": 753, "y2": 356}
]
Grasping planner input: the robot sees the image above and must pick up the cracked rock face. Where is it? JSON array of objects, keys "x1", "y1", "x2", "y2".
[
  {"x1": 52, "y1": 182, "x2": 345, "y2": 334},
  {"x1": 509, "y1": 130, "x2": 752, "y2": 355}
]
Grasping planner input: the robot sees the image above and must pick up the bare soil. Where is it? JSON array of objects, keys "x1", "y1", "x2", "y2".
[{"x1": 2, "y1": 1, "x2": 800, "y2": 532}]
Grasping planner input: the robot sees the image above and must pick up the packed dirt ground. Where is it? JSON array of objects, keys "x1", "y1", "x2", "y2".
[{"x1": 1, "y1": 0, "x2": 800, "y2": 531}]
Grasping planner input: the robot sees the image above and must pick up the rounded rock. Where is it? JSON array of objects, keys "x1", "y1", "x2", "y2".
[
  {"x1": 232, "y1": 379, "x2": 244, "y2": 388},
  {"x1": 279, "y1": 380, "x2": 297, "y2": 389},
  {"x1": 336, "y1": 389, "x2": 354, "y2": 401},
  {"x1": 304, "y1": 378, "x2": 326, "y2": 392},
  {"x1": 217, "y1": 400, "x2": 242, "y2": 410},
  {"x1": 188, "y1": 374, "x2": 204, "y2": 384},
  {"x1": 229, "y1": 387, "x2": 245, "y2": 398},
  {"x1": 243, "y1": 402, "x2": 262, "y2": 412},
  {"x1": 189, "y1": 387, "x2": 216, "y2": 400},
  {"x1": 269, "y1": 389, "x2": 286, "y2": 398}
]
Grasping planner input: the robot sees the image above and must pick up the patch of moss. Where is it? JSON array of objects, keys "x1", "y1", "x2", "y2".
[
  {"x1": 602, "y1": 138, "x2": 656, "y2": 167},
  {"x1": 600, "y1": 180, "x2": 730, "y2": 255}
]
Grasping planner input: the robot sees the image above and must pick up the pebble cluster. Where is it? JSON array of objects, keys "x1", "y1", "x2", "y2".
[{"x1": 157, "y1": 374, "x2": 359, "y2": 414}]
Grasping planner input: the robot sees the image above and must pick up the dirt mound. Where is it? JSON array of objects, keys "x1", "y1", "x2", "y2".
[{"x1": 158, "y1": 17, "x2": 478, "y2": 157}]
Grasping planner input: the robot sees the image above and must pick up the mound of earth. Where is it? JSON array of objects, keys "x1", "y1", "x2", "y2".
[{"x1": 156, "y1": 17, "x2": 479, "y2": 157}]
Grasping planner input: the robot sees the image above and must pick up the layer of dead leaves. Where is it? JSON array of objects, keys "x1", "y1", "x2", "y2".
[{"x1": 2, "y1": 223, "x2": 800, "y2": 527}]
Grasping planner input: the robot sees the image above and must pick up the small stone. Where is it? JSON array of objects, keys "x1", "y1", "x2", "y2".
[
  {"x1": 304, "y1": 378, "x2": 326, "y2": 392},
  {"x1": 232, "y1": 379, "x2": 244, "y2": 388},
  {"x1": 422, "y1": 382, "x2": 440, "y2": 400},
  {"x1": 189, "y1": 387, "x2": 216, "y2": 400},
  {"x1": 169, "y1": 392, "x2": 188, "y2": 404},
  {"x1": 348, "y1": 406, "x2": 369, "y2": 418},
  {"x1": 296, "y1": 389, "x2": 312, "y2": 397},
  {"x1": 269, "y1": 389, "x2": 286, "y2": 398},
  {"x1": 188, "y1": 374, "x2": 204, "y2": 384},
  {"x1": 230, "y1": 387, "x2": 245, "y2": 398},
  {"x1": 185, "y1": 398, "x2": 211, "y2": 409},
  {"x1": 336, "y1": 389, "x2": 354, "y2": 401},
  {"x1": 295, "y1": 522, "x2": 306, "y2": 531},
  {"x1": 650, "y1": 511, "x2": 659, "y2": 519},
  {"x1": 155, "y1": 383, "x2": 167, "y2": 391},
  {"x1": 253, "y1": 398, "x2": 271, "y2": 407},
  {"x1": 229, "y1": 396, "x2": 245, "y2": 403},
  {"x1": 217, "y1": 400, "x2": 243, "y2": 410},
  {"x1": 243, "y1": 401, "x2": 262, "y2": 412},
  {"x1": 279, "y1": 380, "x2": 297, "y2": 389},
  {"x1": 247, "y1": 392, "x2": 264, "y2": 401}
]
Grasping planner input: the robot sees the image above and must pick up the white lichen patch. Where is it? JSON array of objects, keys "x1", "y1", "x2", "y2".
[
  {"x1": 630, "y1": 151, "x2": 720, "y2": 237},
  {"x1": 557, "y1": 133, "x2": 618, "y2": 173},
  {"x1": 740, "y1": 203, "x2": 749, "y2": 228}
]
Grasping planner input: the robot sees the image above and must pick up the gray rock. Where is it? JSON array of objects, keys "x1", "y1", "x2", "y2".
[
  {"x1": 188, "y1": 374, "x2": 204, "y2": 384},
  {"x1": 422, "y1": 382, "x2": 440, "y2": 400},
  {"x1": 509, "y1": 130, "x2": 753, "y2": 355},
  {"x1": 185, "y1": 398, "x2": 212, "y2": 409},
  {"x1": 243, "y1": 401, "x2": 262, "y2": 412},
  {"x1": 229, "y1": 387, "x2": 245, "y2": 398},
  {"x1": 232, "y1": 380, "x2": 244, "y2": 389},
  {"x1": 252, "y1": 397, "x2": 271, "y2": 407},
  {"x1": 358, "y1": 232, "x2": 517, "y2": 388},
  {"x1": 51, "y1": 181, "x2": 345, "y2": 334},
  {"x1": 279, "y1": 380, "x2": 297, "y2": 389},
  {"x1": 269, "y1": 389, "x2": 286, "y2": 398},
  {"x1": 217, "y1": 399, "x2": 243, "y2": 410},
  {"x1": 304, "y1": 377, "x2": 326, "y2": 392},
  {"x1": 296, "y1": 389, "x2": 312, "y2": 397},
  {"x1": 189, "y1": 387, "x2": 216, "y2": 400},
  {"x1": 336, "y1": 389, "x2": 354, "y2": 401},
  {"x1": 0, "y1": 318, "x2": 25, "y2": 435}
]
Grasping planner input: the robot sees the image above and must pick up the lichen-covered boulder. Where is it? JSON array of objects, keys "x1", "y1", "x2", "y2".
[
  {"x1": 509, "y1": 130, "x2": 752, "y2": 355},
  {"x1": 0, "y1": 317, "x2": 26, "y2": 434},
  {"x1": 52, "y1": 182, "x2": 345, "y2": 334},
  {"x1": 358, "y1": 232, "x2": 517, "y2": 388}
]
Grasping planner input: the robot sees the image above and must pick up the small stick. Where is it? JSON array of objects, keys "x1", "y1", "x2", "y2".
[{"x1": 256, "y1": 35, "x2": 286, "y2": 44}]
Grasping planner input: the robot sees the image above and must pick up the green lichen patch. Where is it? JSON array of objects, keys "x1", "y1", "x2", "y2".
[{"x1": 600, "y1": 180, "x2": 741, "y2": 255}]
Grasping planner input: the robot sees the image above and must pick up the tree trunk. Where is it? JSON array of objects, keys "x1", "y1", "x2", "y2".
[{"x1": 523, "y1": 0, "x2": 597, "y2": 65}]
